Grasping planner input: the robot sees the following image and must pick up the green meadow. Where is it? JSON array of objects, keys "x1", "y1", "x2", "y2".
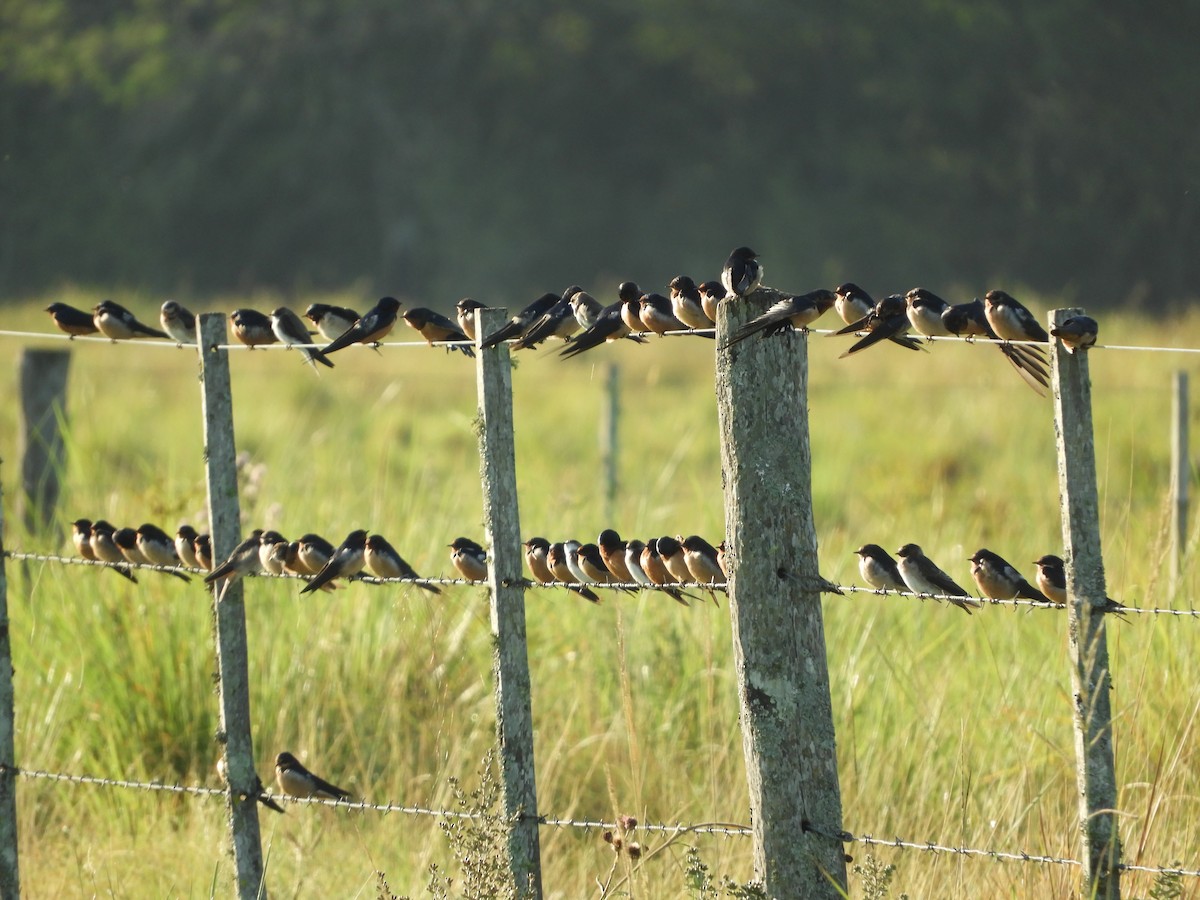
[{"x1": 1, "y1": 293, "x2": 1198, "y2": 898}]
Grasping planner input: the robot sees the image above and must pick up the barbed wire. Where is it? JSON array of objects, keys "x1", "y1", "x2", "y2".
[{"x1": 5, "y1": 326, "x2": 1200, "y2": 356}]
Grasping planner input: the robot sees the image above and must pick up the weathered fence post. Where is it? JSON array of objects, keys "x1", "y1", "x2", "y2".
[
  {"x1": 197, "y1": 314, "x2": 266, "y2": 900},
  {"x1": 1171, "y1": 371, "x2": 1188, "y2": 594},
  {"x1": 18, "y1": 349, "x2": 70, "y2": 534},
  {"x1": 1050, "y1": 308, "x2": 1122, "y2": 900},
  {"x1": 600, "y1": 362, "x2": 619, "y2": 522},
  {"x1": 473, "y1": 309, "x2": 542, "y2": 899},
  {"x1": 714, "y1": 290, "x2": 848, "y2": 897},
  {"x1": 0, "y1": 464, "x2": 22, "y2": 899}
]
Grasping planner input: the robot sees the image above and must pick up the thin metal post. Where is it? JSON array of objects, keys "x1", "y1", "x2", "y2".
[
  {"x1": 17, "y1": 349, "x2": 70, "y2": 534},
  {"x1": 1171, "y1": 371, "x2": 1188, "y2": 594},
  {"x1": 601, "y1": 363, "x2": 619, "y2": 522},
  {"x1": 474, "y1": 308, "x2": 542, "y2": 899},
  {"x1": 0, "y1": 463, "x2": 22, "y2": 897},
  {"x1": 197, "y1": 314, "x2": 266, "y2": 900},
  {"x1": 1050, "y1": 307, "x2": 1122, "y2": 900},
  {"x1": 714, "y1": 290, "x2": 848, "y2": 897}
]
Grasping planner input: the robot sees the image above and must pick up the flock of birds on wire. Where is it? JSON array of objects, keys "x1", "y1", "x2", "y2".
[
  {"x1": 64, "y1": 517, "x2": 1127, "y2": 617},
  {"x1": 41, "y1": 248, "x2": 1100, "y2": 394}
]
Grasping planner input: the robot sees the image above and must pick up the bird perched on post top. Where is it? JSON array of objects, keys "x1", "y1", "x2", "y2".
[{"x1": 721, "y1": 247, "x2": 762, "y2": 297}]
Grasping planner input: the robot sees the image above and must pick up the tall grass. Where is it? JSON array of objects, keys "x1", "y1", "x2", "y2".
[{"x1": 2, "y1": 292, "x2": 1199, "y2": 897}]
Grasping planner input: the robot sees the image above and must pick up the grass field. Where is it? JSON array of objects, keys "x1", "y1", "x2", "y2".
[{"x1": 2, "y1": 291, "x2": 1199, "y2": 898}]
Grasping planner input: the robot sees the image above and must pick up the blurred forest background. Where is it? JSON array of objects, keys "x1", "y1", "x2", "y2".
[{"x1": 1, "y1": 0, "x2": 1197, "y2": 308}]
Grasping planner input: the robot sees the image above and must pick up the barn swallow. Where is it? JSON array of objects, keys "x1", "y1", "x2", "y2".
[
  {"x1": 257, "y1": 530, "x2": 289, "y2": 575},
  {"x1": 93, "y1": 300, "x2": 170, "y2": 340},
  {"x1": 620, "y1": 293, "x2": 647, "y2": 335},
  {"x1": 274, "y1": 751, "x2": 352, "y2": 802},
  {"x1": 680, "y1": 535, "x2": 726, "y2": 585},
  {"x1": 455, "y1": 298, "x2": 489, "y2": 342},
  {"x1": 623, "y1": 540, "x2": 652, "y2": 586},
  {"x1": 1032, "y1": 555, "x2": 1128, "y2": 617},
  {"x1": 942, "y1": 297, "x2": 1049, "y2": 394},
  {"x1": 716, "y1": 541, "x2": 729, "y2": 577},
  {"x1": 403, "y1": 308, "x2": 475, "y2": 356},
  {"x1": 115, "y1": 526, "x2": 191, "y2": 582},
  {"x1": 895, "y1": 543, "x2": 980, "y2": 613},
  {"x1": 562, "y1": 540, "x2": 591, "y2": 584},
  {"x1": 73, "y1": 517, "x2": 137, "y2": 581},
  {"x1": 194, "y1": 534, "x2": 213, "y2": 571},
  {"x1": 46, "y1": 302, "x2": 100, "y2": 337},
  {"x1": 578, "y1": 542, "x2": 632, "y2": 592},
  {"x1": 271, "y1": 307, "x2": 334, "y2": 369},
  {"x1": 641, "y1": 292, "x2": 705, "y2": 337},
  {"x1": 321, "y1": 296, "x2": 403, "y2": 354},
  {"x1": 304, "y1": 303, "x2": 361, "y2": 342},
  {"x1": 204, "y1": 529, "x2": 266, "y2": 586},
  {"x1": 364, "y1": 534, "x2": 441, "y2": 594},
  {"x1": 281, "y1": 541, "x2": 316, "y2": 580},
  {"x1": 698, "y1": 281, "x2": 728, "y2": 324},
  {"x1": 301, "y1": 529, "x2": 368, "y2": 594},
  {"x1": 216, "y1": 757, "x2": 285, "y2": 814},
  {"x1": 263, "y1": 539, "x2": 292, "y2": 578},
  {"x1": 546, "y1": 541, "x2": 574, "y2": 582},
  {"x1": 724, "y1": 289, "x2": 836, "y2": 346},
  {"x1": 512, "y1": 286, "x2": 585, "y2": 350},
  {"x1": 569, "y1": 290, "x2": 604, "y2": 330},
  {"x1": 835, "y1": 294, "x2": 924, "y2": 357},
  {"x1": 480, "y1": 292, "x2": 560, "y2": 348},
  {"x1": 721, "y1": 246, "x2": 763, "y2": 297},
  {"x1": 968, "y1": 548, "x2": 1050, "y2": 603},
  {"x1": 295, "y1": 533, "x2": 337, "y2": 576},
  {"x1": 89, "y1": 519, "x2": 125, "y2": 563},
  {"x1": 450, "y1": 537, "x2": 488, "y2": 581},
  {"x1": 984, "y1": 290, "x2": 1050, "y2": 344},
  {"x1": 597, "y1": 529, "x2": 635, "y2": 582},
  {"x1": 554, "y1": 541, "x2": 601, "y2": 602},
  {"x1": 174, "y1": 526, "x2": 200, "y2": 568},
  {"x1": 833, "y1": 283, "x2": 875, "y2": 326},
  {"x1": 160, "y1": 300, "x2": 198, "y2": 344},
  {"x1": 523, "y1": 537, "x2": 555, "y2": 583},
  {"x1": 560, "y1": 300, "x2": 638, "y2": 359},
  {"x1": 1050, "y1": 315, "x2": 1099, "y2": 353},
  {"x1": 904, "y1": 288, "x2": 952, "y2": 339},
  {"x1": 854, "y1": 544, "x2": 907, "y2": 592},
  {"x1": 641, "y1": 539, "x2": 691, "y2": 605},
  {"x1": 229, "y1": 309, "x2": 278, "y2": 348},
  {"x1": 669, "y1": 276, "x2": 715, "y2": 329},
  {"x1": 136, "y1": 523, "x2": 190, "y2": 575},
  {"x1": 655, "y1": 536, "x2": 693, "y2": 584}
]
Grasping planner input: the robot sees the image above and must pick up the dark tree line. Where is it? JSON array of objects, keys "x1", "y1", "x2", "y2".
[{"x1": 2, "y1": 0, "x2": 1197, "y2": 308}]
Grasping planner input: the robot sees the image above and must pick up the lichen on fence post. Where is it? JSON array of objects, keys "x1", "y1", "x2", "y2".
[
  {"x1": 473, "y1": 308, "x2": 543, "y2": 899},
  {"x1": 1049, "y1": 307, "x2": 1122, "y2": 900},
  {"x1": 0, "y1": 463, "x2": 23, "y2": 898},
  {"x1": 197, "y1": 314, "x2": 266, "y2": 900},
  {"x1": 714, "y1": 289, "x2": 848, "y2": 897}
]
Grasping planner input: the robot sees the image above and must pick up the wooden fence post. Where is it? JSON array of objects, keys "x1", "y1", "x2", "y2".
[
  {"x1": 1050, "y1": 308, "x2": 1122, "y2": 900},
  {"x1": 17, "y1": 349, "x2": 70, "y2": 535},
  {"x1": 197, "y1": 314, "x2": 266, "y2": 900},
  {"x1": 473, "y1": 309, "x2": 542, "y2": 899},
  {"x1": 1171, "y1": 371, "x2": 1188, "y2": 594},
  {"x1": 601, "y1": 362, "x2": 619, "y2": 522},
  {"x1": 0, "y1": 464, "x2": 22, "y2": 898},
  {"x1": 714, "y1": 290, "x2": 848, "y2": 897}
]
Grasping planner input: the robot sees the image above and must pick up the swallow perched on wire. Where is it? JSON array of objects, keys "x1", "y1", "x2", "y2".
[
  {"x1": 46, "y1": 302, "x2": 100, "y2": 337},
  {"x1": 1032, "y1": 554, "x2": 1128, "y2": 617},
  {"x1": 454, "y1": 298, "x2": 489, "y2": 342},
  {"x1": 640, "y1": 292, "x2": 702, "y2": 337},
  {"x1": 295, "y1": 533, "x2": 337, "y2": 576},
  {"x1": 301, "y1": 529, "x2": 368, "y2": 594},
  {"x1": 655, "y1": 535, "x2": 694, "y2": 584},
  {"x1": 193, "y1": 534, "x2": 213, "y2": 571},
  {"x1": 89, "y1": 520, "x2": 137, "y2": 579},
  {"x1": 620, "y1": 293, "x2": 647, "y2": 336},
  {"x1": 680, "y1": 535, "x2": 726, "y2": 586},
  {"x1": 304, "y1": 303, "x2": 361, "y2": 342},
  {"x1": 93, "y1": 300, "x2": 170, "y2": 340},
  {"x1": 229, "y1": 309, "x2": 278, "y2": 348},
  {"x1": 942, "y1": 297, "x2": 1049, "y2": 394},
  {"x1": 174, "y1": 526, "x2": 200, "y2": 568},
  {"x1": 204, "y1": 530, "x2": 265, "y2": 586},
  {"x1": 136, "y1": 522, "x2": 191, "y2": 576},
  {"x1": 1050, "y1": 315, "x2": 1099, "y2": 354},
  {"x1": 904, "y1": 288, "x2": 952, "y2": 340},
  {"x1": 73, "y1": 517, "x2": 137, "y2": 581},
  {"x1": 833, "y1": 283, "x2": 875, "y2": 327},
  {"x1": 556, "y1": 541, "x2": 601, "y2": 602},
  {"x1": 569, "y1": 290, "x2": 604, "y2": 330},
  {"x1": 450, "y1": 537, "x2": 488, "y2": 581},
  {"x1": 623, "y1": 539, "x2": 652, "y2": 587},
  {"x1": 478, "y1": 292, "x2": 560, "y2": 348},
  {"x1": 895, "y1": 543, "x2": 980, "y2": 613},
  {"x1": 217, "y1": 757, "x2": 285, "y2": 814},
  {"x1": 364, "y1": 534, "x2": 441, "y2": 594},
  {"x1": 669, "y1": 276, "x2": 715, "y2": 329},
  {"x1": 523, "y1": 537, "x2": 555, "y2": 583},
  {"x1": 560, "y1": 288, "x2": 645, "y2": 360},
  {"x1": 257, "y1": 530, "x2": 289, "y2": 575},
  {"x1": 969, "y1": 548, "x2": 1051, "y2": 603},
  {"x1": 577, "y1": 542, "x2": 634, "y2": 593},
  {"x1": 115, "y1": 526, "x2": 191, "y2": 582},
  {"x1": 724, "y1": 289, "x2": 837, "y2": 347},
  {"x1": 274, "y1": 751, "x2": 352, "y2": 802},
  {"x1": 513, "y1": 286, "x2": 586, "y2": 350},
  {"x1": 403, "y1": 307, "x2": 475, "y2": 356},
  {"x1": 321, "y1": 296, "x2": 403, "y2": 355},
  {"x1": 721, "y1": 246, "x2": 763, "y2": 297},
  {"x1": 984, "y1": 290, "x2": 1049, "y2": 345},
  {"x1": 854, "y1": 544, "x2": 907, "y2": 592},
  {"x1": 160, "y1": 300, "x2": 198, "y2": 344},
  {"x1": 698, "y1": 281, "x2": 727, "y2": 324},
  {"x1": 835, "y1": 294, "x2": 924, "y2": 357},
  {"x1": 597, "y1": 529, "x2": 636, "y2": 583},
  {"x1": 641, "y1": 539, "x2": 691, "y2": 605},
  {"x1": 271, "y1": 307, "x2": 334, "y2": 369}
]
